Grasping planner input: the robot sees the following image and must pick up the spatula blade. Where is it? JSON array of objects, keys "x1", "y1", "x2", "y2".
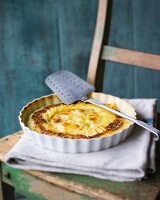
[{"x1": 45, "y1": 70, "x2": 95, "y2": 104}]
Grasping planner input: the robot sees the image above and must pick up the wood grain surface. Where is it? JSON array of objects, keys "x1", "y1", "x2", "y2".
[
  {"x1": 101, "y1": 46, "x2": 160, "y2": 70},
  {"x1": 87, "y1": 0, "x2": 108, "y2": 86}
]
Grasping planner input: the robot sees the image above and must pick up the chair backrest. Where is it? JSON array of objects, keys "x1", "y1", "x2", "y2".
[{"x1": 87, "y1": 0, "x2": 160, "y2": 91}]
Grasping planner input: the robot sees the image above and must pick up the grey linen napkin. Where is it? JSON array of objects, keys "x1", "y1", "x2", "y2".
[{"x1": 5, "y1": 99, "x2": 157, "y2": 182}]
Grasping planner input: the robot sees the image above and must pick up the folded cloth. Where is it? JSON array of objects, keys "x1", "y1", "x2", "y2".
[{"x1": 5, "y1": 99, "x2": 157, "y2": 182}]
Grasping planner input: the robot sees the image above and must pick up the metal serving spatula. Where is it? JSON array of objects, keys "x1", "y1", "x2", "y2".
[{"x1": 45, "y1": 70, "x2": 160, "y2": 141}]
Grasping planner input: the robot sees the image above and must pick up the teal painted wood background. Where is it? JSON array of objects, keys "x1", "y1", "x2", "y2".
[{"x1": 1, "y1": 0, "x2": 160, "y2": 137}]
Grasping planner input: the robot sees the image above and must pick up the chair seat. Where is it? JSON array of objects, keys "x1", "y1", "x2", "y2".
[{"x1": 0, "y1": 131, "x2": 160, "y2": 200}]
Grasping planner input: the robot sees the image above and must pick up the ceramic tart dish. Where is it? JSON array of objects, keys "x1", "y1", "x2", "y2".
[{"x1": 19, "y1": 92, "x2": 136, "y2": 153}]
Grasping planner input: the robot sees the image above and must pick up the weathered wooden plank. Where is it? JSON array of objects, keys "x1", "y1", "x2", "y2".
[
  {"x1": 87, "y1": 0, "x2": 108, "y2": 86},
  {"x1": 26, "y1": 169, "x2": 160, "y2": 200},
  {"x1": 101, "y1": 46, "x2": 160, "y2": 70},
  {"x1": 0, "y1": 131, "x2": 22, "y2": 162},
  {"x1": 2, "y1": 163, "x2": 93, "y2": 200},
  {"x1": 1, "y1": 131, "x2": 160, "y2": 200},
  {"x1": 3, "y1": 162, "x2": 160, "y2": 200},
  {"x1": 25, "y1": 171, "x2": 123, "y2": 200}
]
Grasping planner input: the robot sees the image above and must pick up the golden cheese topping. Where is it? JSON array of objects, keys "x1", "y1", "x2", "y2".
[{"x1": 28, "y1": 102, "x2": 131, "y2": 139}]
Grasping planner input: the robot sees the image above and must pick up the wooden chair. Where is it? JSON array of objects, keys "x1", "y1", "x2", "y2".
[{"x1": 1, "y1": 0, "x2": 160, "y2": 199}]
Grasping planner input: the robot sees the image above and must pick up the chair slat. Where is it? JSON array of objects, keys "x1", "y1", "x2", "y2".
[
  {"x1": 101, "y1": 46, "x2": 160, "y2": 70},
  {"x1": 87, "y1": 0, "x2": 108, "y2": 86}
]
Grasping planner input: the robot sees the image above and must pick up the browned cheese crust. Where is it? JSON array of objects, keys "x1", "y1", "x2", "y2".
[{"x1": 31, "y1": 102, "x2": 124, "y2": 139}]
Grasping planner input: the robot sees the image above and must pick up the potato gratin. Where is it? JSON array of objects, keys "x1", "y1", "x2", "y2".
[{"x1": 28, "y1": 102, "x2": 131, "y2": 139}]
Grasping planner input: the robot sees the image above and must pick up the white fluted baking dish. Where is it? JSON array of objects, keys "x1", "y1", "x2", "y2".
[{"x1": 19, "y1": 92, "x2": 136, "y2": 153}]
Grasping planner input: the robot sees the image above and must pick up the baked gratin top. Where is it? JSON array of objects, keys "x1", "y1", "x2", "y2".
[{"x1": 27, "y1": 102, "x2": 132, "y2": 139}]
